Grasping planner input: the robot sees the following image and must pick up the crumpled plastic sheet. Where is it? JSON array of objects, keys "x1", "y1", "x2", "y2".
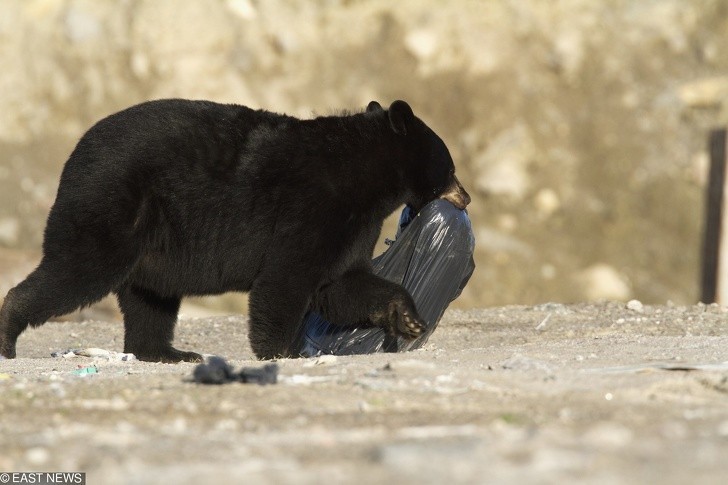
[{"x1": 292, "y1": 199, "x2": 475, "y2": 357}]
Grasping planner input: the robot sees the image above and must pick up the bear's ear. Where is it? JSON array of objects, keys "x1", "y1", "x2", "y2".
[
  {"x1": 366, "y1": 101, "x2": 383, "y2": 113},
  {"x1": 388, "y1": 100, "x2": 414, "y2": 136}
]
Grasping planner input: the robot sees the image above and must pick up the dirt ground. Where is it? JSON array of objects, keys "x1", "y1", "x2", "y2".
[{"x1": 0, "y1": 302, "x2": 726, "y2": 484}]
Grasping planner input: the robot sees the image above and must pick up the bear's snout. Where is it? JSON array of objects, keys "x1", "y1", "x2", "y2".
[{"x1": 440, "y1": 175, "x2": 471, "y2": 210}]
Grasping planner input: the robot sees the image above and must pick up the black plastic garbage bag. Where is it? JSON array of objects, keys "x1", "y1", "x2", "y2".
[{"x1": 291, "y1": 199, "x2": 475, "y2": 356}]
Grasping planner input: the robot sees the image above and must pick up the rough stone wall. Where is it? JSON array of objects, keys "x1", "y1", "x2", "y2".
[{"x1": 1, "y1": 0, "x2": 728, "y2": 308}]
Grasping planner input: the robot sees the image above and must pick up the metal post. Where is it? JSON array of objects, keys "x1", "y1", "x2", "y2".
[{"x1": 701, "y1": 128, "x2": 728, "y2": 303}]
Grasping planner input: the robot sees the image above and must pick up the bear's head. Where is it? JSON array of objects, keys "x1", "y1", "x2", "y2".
[{"x1": 368, "y1": 100, "x2": 471, "y2": 212}]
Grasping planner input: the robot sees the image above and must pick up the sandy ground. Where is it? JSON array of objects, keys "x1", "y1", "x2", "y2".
[{"x1": 0, "y1": 302, "x2": 726, "y2": 484}]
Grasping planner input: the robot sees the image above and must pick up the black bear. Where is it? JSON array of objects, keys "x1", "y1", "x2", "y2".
[{"x1": 0, "y1": 99, "x2": 470, "y2": 362}]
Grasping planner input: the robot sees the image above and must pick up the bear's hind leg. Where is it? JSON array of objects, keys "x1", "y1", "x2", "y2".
[
  {"x1": 0, "y1": 259, "x2": 131, "y2": 359},
  {"x1": 115, "y1": 285, "x2": 201, "y2": 363}
]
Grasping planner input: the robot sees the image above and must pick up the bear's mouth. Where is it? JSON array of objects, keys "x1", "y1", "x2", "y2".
[{"x1": 439, "y1": 175, "x2": 471, "y2": 210}]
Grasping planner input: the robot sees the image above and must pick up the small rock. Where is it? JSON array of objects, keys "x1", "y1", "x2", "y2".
[{"x1": 626, "y1": 299, "x2": 644, "y2": 313}]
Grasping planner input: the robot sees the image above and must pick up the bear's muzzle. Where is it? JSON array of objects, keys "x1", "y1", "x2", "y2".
[{"x1": 440, "y1": 175, "x2": 471, "y2": 210}]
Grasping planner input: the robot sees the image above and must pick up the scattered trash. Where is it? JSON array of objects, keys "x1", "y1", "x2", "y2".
[
  {"x1": 192, "y1": 356, "x2": 234, "y2": 384},
  {"x1": 535, "y1": 313, "x2": 552, "y2": 330},
  {"x1": 303, "y1": 354, "x2": 338, "y2": 367},
  {"x1": 239, "y1": 363, "x2": 279, "y2": 385},
  {"x1": 51, "y1": 348, "x2": 136, "y2": 361},
  {"x1": 51, "y1": 349, "x2": 79, "y2": 358},
  {"x1": 192, "y1": 356, "x2": 278, "y2": 385},
  {"x1": 72, "y1": 365, "x2": 98, "y2": 376}
]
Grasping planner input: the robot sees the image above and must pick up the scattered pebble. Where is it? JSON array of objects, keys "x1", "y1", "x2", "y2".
[
  {"x1": 303, "y1": 354, "x2": 338, "y2": 367},
  {"x1": 626, "y1": 299, "x2": 644, "y2": 313}
]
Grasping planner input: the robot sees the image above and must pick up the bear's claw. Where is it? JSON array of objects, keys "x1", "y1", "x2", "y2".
[{"x1": 387, "y1": 299, "x2": 425, "y2": 340}]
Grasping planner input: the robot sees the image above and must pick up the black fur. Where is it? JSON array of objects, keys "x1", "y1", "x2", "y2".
[{"x1": 0, "y1": 99, "x2": 469, "y2": 362}]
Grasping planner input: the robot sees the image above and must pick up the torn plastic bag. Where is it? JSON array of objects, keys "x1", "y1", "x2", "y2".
[{"x1": 291, "y1": 198, "x2": 475, "y2": 357}]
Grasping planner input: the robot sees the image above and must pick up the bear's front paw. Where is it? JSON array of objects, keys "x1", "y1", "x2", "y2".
[
  {"x1": 386, "y1": 299, "x2": 425, "y2": 340},
  {"x1": 133, "y1": 347, "x2": 203, "y2": 363}
]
